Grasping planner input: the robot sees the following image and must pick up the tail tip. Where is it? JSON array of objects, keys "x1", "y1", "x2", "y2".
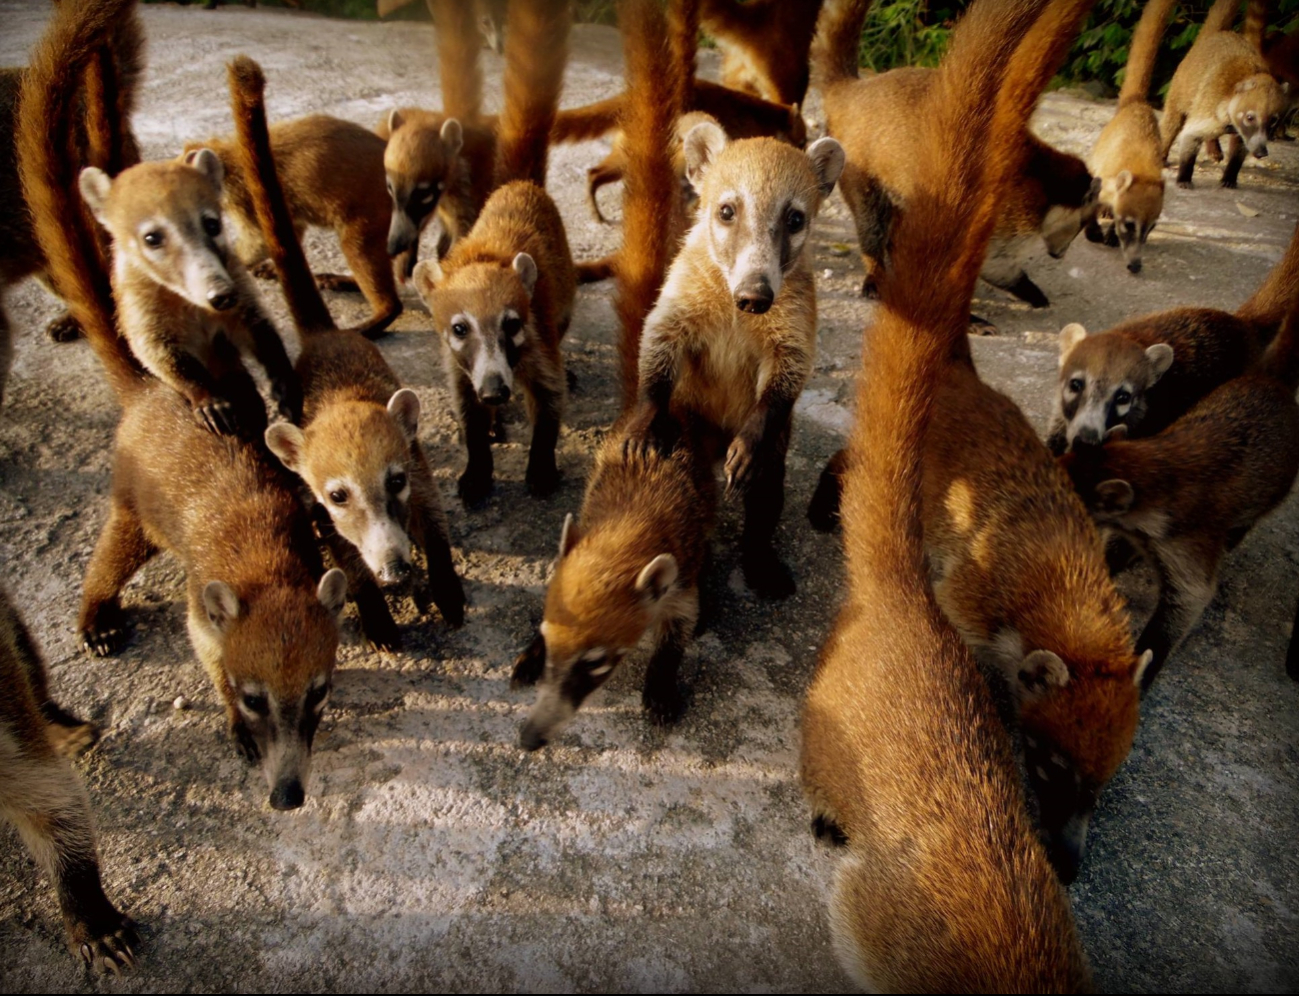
[{"x1": 227, "y1": 54, "x2": 265, "y2": 98}]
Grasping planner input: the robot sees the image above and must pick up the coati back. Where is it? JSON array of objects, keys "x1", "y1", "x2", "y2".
[
  {"x1": 801, "y1": 0, "x2": 1093, "y2": 987},
  {"x1": 700, "y1": 0, "x2": 824, "y2": 106},
  {"x1": 1, "y1": 585, "x2": 138, "y2": 972},
  {"x1": 226, "y1": 56, "x2": 466, "y2": 649},
  {"x1": 19, "y1": 0, "x2": 348, "y2": 812}
]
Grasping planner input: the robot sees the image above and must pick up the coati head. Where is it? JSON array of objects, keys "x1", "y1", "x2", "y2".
[
  {"x1": 266, "y1": 390, "x2": 421, "y2": 587},
  {"x1": 197, "y1": 569, "x2": 348, "y2": 811},
  {"x1": 383, "y1": 110, "x2": 461, "y2": 256},
  {"x1": 80, "y1": 152, "x2": 240, "y2": 312},
  {"x1": 1098, "y1": 171, "x2": 1164, "y2": 273},
  {"x1": 1218, "y1": 74, "x2": 1287, "y2": 159},
  {"x1": 1049, "y1": 323, "x2": 1174, "y2": 453},
  {"x1": 683, "y1": 124, "x2": 844, "y2": 314},
  {"x1": 1013, "y1": 647, "x2": 1150, "y2": 884},
  {"x1": 412, "y1": 254, "x2": 536, "y2": 407},
  {"x1": 519, "y1": 512, "x2": 685, "y2": 750}
]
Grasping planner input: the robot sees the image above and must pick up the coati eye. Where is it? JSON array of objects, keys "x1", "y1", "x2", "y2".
[
  {"x1": 1244, "y1": 112, "x2": 1257, "y2": 125},
  {"x1": 1114, "y1": 389, "x2": 1132, "y2": 406},
  {"x1": 718, "y1": 203, "x2": 735, "y2": 223},
  {"x1": 1067, "y1": 377, "x2": 1084, "y2": 393},
  {"x1": 203, "y1": 216, "x2": 222, "y2": 237},
  {"x1": 786, "y1": 209, "x2": 805, "y2": 233},
  {"x1": 501, "y1": 316, "x2": 523, "y2": 339},
  {"x1": 387, "y1": 472, "x2": 408, "y2": 494},
  {"x1": 242, "y1": 693, "x2": 269, "y2": 716},
  {"x1": 143, "y1": 230, "x2": 164, "y2": 248},
  {"x1": 452, "y1": 322, "x2": 469, "y2": 339},
  {"x1": 328, "y1": 488, "x2": 348, "y2": 505}
]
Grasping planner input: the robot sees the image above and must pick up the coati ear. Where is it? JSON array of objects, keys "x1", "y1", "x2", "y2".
[
  {"x1": 1058, "y1": 323, "x2": 1088, "y2": 365},
  {"x1": 185, "y1": 148, "x2": 225, "y2": 189},
  {"x1": 683, "y1": 120, "x2": 728, "y2": 192},
  {"x1": 1095, "y1": 479, "x2": 1135, "y2": 515},
  {"x1": 78, "y1": 167, "x2": 113, "y2": 221},
  {"x1": 1018, "y1": 650, "x2": 1070, "y2": 696},
  {"x1": 440, "y1": 117, "x2": 464, "y2": 155},
  {"x1": 386, "y1": 389, "x2": 421, "y2": 443},
  {"x1": 558, "y1": 512, "x2": 581, "y2": 559},
  {"x1": 635, "y1": 554, "x2": 679, "y2": 603},
  {"x1": 1145, "y1": 343, "x2": 1174, "y2": 383},
  {"x1": 264, "y1": 422, "x2": 307, "y2": 474},
  {"x1": 1105, "y1": 423, "x2": 1129, "y2": 442},
  {"x1": 203, "y1": 581, "x2": 241, "y2": 634},
  {"x1": 411, "y1": 259, "x2": 443, "y2": 299},
  {"x1": 1133, "y1": 649, "x2": 1153, "y2": 688},
  {"x1": 388, "y1": 108, "x2": 405, "y2": 134},
  {"x1": 1236, "y1": 78, "x2": 1258, "y2": 93},
  {"x1": 805, "y1": 137, "x2": 846, "y2": 197},
  {"x1": 317, "y1": 569, "x2": 349, "y2": 620},
  {"x1": 512, "y1": 252, "x2": 539, "y2": 297},
  {"x1": 1115, "y1": 170, "x2": 1134, "y2": 194}
]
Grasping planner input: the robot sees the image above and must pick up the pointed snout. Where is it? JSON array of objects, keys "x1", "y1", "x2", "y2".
[
  {"x1": 1072, "y1": 425, "x2": 1103, "y2": 448},
  {"x1": 519, "y1": 721, "x2": 547, "y2": 752},
  {"x1": 734, "y1": 275, "x2": 774, "y2": 314},
  {"x1": 269, "y1": 778, "x2": 305, "y2": 811},
  {"x1": 478, "y1": 375, "x2": 511, "y2": 406},
  {"x1": 1045, "y1": 811, "x2": 1092, "y2": 885},
  {"x1": 387, "y1": 211, "x2": 417, "y2": 257},
  {"x1": 376, "y1": 557, "x2": 413, "y2": 587},
  {"x1": 1126, "y1": 257, "x2": 1143, "y2": 274}
]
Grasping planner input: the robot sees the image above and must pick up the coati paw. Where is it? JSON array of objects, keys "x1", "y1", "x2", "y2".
[
  {"x1": 812, "y1": 815, "x2": 848, "y2": 847},
  {"x1": 249, "y1": 260, "x2": 278, "y2": 281},
  {"x1": 81, "y1": 608, "x2": 130, "y2": 657},
  {"x1": 643, "y1": 682, "x2": 685, "y2": 726},
  {"x1": 1176, "y1": 178, "x2": 1194, "y2": 190},
  {"x1": 1219, "y1": 176, "x2": 1238, "y2": 190},
  {"x1": 360, "y1": 611, "x2": 403, "y2": 653},
  {"x1": 511, "y1": 633, "x2": 547, "y2": 688},
  {"x1": 457, "y1": 468, "x2": 493, "y2": 509},
  {"x1": 43, "y1": 708, "x2": 100, "y2": 758},
  {"x1": 45, "y1": 312, "x2": 83, "y2": 343},
  {"x1": 231, "y1": 718, "x2": 260, "y2": 765},
  {"x1": 195, "y1": 399, "x2": 239, "y2": 436},
  {"x1": 314, "y1": 272, "x2": 361, "y2": 294},
  {"x1": 525, "y1": 462, "x2": 562, "y2": 498},
  {"x1": 859, "y1": 278, "x2": 880, "y2": 300},
  {"x1": 806, "y1": 471, "x2": 843, "y2": 533},
  {"x1": 724, "y1": 433, "x2": 760, "y2": 495},
  {"x1": 489, "y1": 411, "x2": 508, "y2": 444},
  {"x1": 70, "y1": 911, "x2": 139, "y2": 975},
  {"x1": 743, "y1": 549, "x2": 796, "y2": 600}
]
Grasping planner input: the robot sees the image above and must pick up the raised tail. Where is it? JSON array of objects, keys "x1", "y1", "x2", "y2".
[
  {"x1": 428, "y1": 0, "x2": 483, "y2": 122},
  {"x1": 1237, "y1": 217, "x2": 1299, "y2": 333},
  {"x1": 615, "y1": 0, "x2": 686, "y2": 413},
  {"x1": 550, "y1": 94, "x2": 624, "y2": 144},
  {"x1": 493, "y1": 0, "x2": 571, "y2": 187},
  {"x1": 811, "y1": 0, "x2": 874, "y2": 90},
  {"x1": 83, "y1": 0, "x2": 144, "y2": 177},
  {"x1": 17, "y1": 0, "x2": 144, "y2": 401},
  {"x1": 227, "y1": 56, "x2": 336, "y2": 336},
  {"x1": 669, "y1": 0, "x2": 701, "y2": 115},
  {"x1": 1244, "y1": 0, "x2": 1272, "y2": 50},
  {"x1": 1118, "y1": 0, "x2": 1176, "y2": 107},
  {"x1": 1200, "y1": 0, "x2": 1240, "y2": 39}
]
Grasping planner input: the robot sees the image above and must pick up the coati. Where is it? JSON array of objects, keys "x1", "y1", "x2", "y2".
[
  {"x1": 1160, "y1": 0, "x2": 1289, "y2": 188},
  {"x1": 585, "y1": 110, "x2": 717, "y2": 225},
  {"x1": 813, "y1": 0, "x2": 1098, "y2": 305},
  {"x1": 801, "y1": 0, "x2": 1092, "y2": 987},
  {"x1": 183, "y1": 115, "x2": 402, "y2": 340},
  {"x1": 19, "y1": 0, "x2": 347, "y2": 812},
  {"x1": 227, "y1": 55, "x2": 466, "y2": 649},
  {"x1": 1, "y1": 586, "x2": 138, "y2": 973},
  {"x1": 699, "y1": 0, "x2": 825, "y2": 106},
  {"x1": 511, "y1": 0, "x2": 705, "y2": 750},
  {"x1": 1085, "y1": 0, "x2": 1174, "y2": 273},
  {"x1": 625, "y1": 125, "x2": 844, "y2": 598},
  {"x1": 1046, "y1": 216, "x2": 1299, "y2": 453}
]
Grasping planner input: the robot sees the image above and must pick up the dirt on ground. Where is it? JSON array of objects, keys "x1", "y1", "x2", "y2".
[{"x1": 1, "y1": 2, "x2": 1298, "y2": 992}]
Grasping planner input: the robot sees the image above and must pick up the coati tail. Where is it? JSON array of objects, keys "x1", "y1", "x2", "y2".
[
  {"x1": 1200, "y1": 0, "x2": 1240, "y2": 39},
  {"x1": 669, "y1": 0, "x2": 702, "y2": 115},
  {"x1": 1118, "y1": 0, "x2": 1176, "y2": 107},
  {"x1": 1258, "y1": 220, "x2": 1299, "y2": 389},
  {"x1": 1237, "y1": 216, "x2": 1299, "y2": 334},
  {"x1": 1244, "y1": 0, "x2": 1271, "y2": 50},
  {"x1": 429, "y1": 0, "x2": 484, "y2": 122},
  {"x1": 811, "y1": 0, "x2": 875, "y2": 89},
  {"x1": 494, "y1": 0, "x2": 572, "y2": 187},
  {"x1": 550, "y1": 94, "x2": 623, "y2": 144}
]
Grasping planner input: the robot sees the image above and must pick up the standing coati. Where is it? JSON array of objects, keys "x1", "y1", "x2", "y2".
[
  {"x1": 227, "y1": 55, "x2": 466, "y2": 649},
  {"x1": 1160, "y1": 0, "x2": 1289, "y2": 188},
  {"x1": 1085, "y1": 0, "x2": 1175, "y2": 273},
  {"x1": 19, "y1": 0, "x2": 347, "y2": 812},
  {"x1": 183, "y1": 115, "x2": 402, "y2": 340},
  {"x1": 511, "y1": 0, "x2": 708, "y2": 749},
  {"x1": 2, "y1": 586, "x2": 138, "y2": 973},
  {"x1": 801, "y1": 0, "x2": 1092, "y2": 987},
  {"x1": 1047, "y1": 216, "x2": 1299, "y2": 453},
  {"x1": 813, "y1": 0, "x2": 1098, "y2": 305},
  {"x1": 699, "y1": 0, "x2": 825, "y2": 106}
]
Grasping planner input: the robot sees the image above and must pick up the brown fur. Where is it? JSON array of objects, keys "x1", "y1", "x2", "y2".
[
  {"x1": 1, "y1": 586, "x2": 138, "y2": 972},
  {"x1": 700, "y1": 0, "x2": 823, "y2": 105},
  {"x1": 18, "y1": 4, "x2": 348, "y2": 812},
  {"x1": 429, "y1": 0, "x2": 483, "y2": 123},
  {"x1": 1160, "y1": 0, "x2": 1288, "y2": 188},
  {"x1": 801, "y1": 0, "x2": 1093, "y2": 987},
  {"x1": 227, "y1": 56, "x2": 466, "y2": 649},
  {"x1": 186, "y1": 115, "x2": 402, "y2": 340},
  {"x1": 412, "y1": 180, "x2": 576, "y2": 507},
  {"x1": 585, "y1": 110, "x2": 714, "y2": 227},
  {"x1": 493, "y1": 0, "x2": 571, "y2": 188}
]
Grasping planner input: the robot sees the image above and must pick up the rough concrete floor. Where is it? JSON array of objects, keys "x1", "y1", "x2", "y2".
[{"x1": 1, "y1": 2, "x2": 1297, "y2": 991}]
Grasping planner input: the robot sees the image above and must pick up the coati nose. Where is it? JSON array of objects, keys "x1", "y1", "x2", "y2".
[
  {"x1": 387, "y1": 231, "x2": 411, "y2": 256},
  {"x1": 377, "y1": 558, "x2": 412, "y2": 587},
  {"x1": 1126, "y1": 258, "x2": 1142, "y2": 274},
  {"x1": 1073, "y1": 426, "x2": 1103, "y2": 448},
  {"x1": 519, "y1": 722, "x2": 547, "y2": 752},
  {"x1": 734, "y1": 276, "x2": 774, "y2": 314},
  {"x1": 269, "y1": 779, "x2": 305, "y2": 811},
  {"x1": 207, "y1": 288, "x2": 237, "y2": 311},
  {"x1": 1254, "y1": 146, "x2": 1269, "y2": 159},
  {"x1": 479, "y1": 376, "x2": 511, "y2": 406}
]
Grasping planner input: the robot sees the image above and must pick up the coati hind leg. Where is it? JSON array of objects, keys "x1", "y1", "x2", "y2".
[
  {"x1": 586, "y1": 156, "x2": 623, "y2": 225},
  {"x1": 336, "y1": 222, "x2": 402, "y2": 340},
  {"x1": 1287, "y1": 593, "x2": 1299, "y2": 681},
  {"x1": 456, "y1": 375, "x2": 495, "y2": 508},
  {"x1": 410, "y1": 446, "x2": 466, "y2": 627},
  {"x1": 523, "y1": 366, "x2": 564, "y2": 498},
  {"x1": 78, "y1": 499, "x2": 159, "y2": 656},
  {"x1": 839, "y1": 168, "x2": 892, "y2": 300},
  {"x1": 1137, "y1": 536, "x2": 1220, "y2": 694}
]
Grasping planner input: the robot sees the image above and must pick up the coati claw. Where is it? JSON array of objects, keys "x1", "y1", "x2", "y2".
[
  {"x1": 72, "y1": 914, "x2": 139, "y2": 974},
  {"x1": 81, "y1": 626, "x2": 128, "y2": 658},
  {"x1": 812, "y1": 814, "x2": 848, "y2": 846},
  {"x1": 724, "y1": 433, "x2": 759, "y2": 494},
  {"x1": 643, "y1": 683, "x2": 685, "y2": 725},
  {"x1": 196, "y1": 399, "x2": 238, "y2": 436},
  {"x1": 314, "y1": 272, "x2": 361, "y2": 294},
  {"x1": 511, "y1": 633, "x2": 547, "y2": 688}
]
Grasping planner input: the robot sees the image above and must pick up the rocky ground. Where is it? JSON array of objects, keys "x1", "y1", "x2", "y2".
[{"x1": 2, "y1": 2, "x2": 1297, "y2": 991}]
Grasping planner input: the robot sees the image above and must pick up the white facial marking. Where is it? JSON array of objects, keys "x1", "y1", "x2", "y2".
[{"x1": 470, "y1": 333, "x2": 514, "y2": 396}]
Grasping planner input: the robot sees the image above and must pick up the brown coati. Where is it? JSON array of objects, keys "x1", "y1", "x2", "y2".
[
  {"x1": 1084, "y1": 0, "x2": 1174, "y2": 273},
  {"x1": 801, "y1": 0, "x2": 1093, "y2": 987},
  {"x1": 1, "y1": 585, "x2": 138, "y2": 973},
  {"x1": 226, "y1": 56, "x2": 466, "y2": 650},
  {"x1": 1046, "y1": 216, "x2": 1299, "y2": 453},
  {"x1": 183, "y1": 114, "x2": 402, "y2": 340},
  {"x1": 18, "y1": 1, "x2": 348, "y2": 812},
  {"x1": 1160, "y1": 0, "x2": 1289, "y2": 188},
  {"x1": 699, "y1": 0, "x2": 825, "y2": 106},
  {"x1": 812, "y1": 0, "x2": 1098, "y2": 305},
  {"x1": 510, "y1": 0, "x2": 707, "y2": 750}
]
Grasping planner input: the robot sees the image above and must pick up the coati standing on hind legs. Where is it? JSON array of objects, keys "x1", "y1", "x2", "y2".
[
  {"x1": 228, "y1": 55, "x2": 466, "y2": 649},
  {"x1": 20, "y1": 0, "x2": 348, "y2": 812},
  {"x1": 800, "y1": 0, "x2": 1093, "y2": 987},
  {"x1": 412, "y1": 0, "x2": 575, "y2": 509}
]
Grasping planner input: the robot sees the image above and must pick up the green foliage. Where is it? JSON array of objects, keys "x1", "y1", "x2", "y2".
[{"x1": 857, "y1": 1, "x2": 960, "y2": 71}]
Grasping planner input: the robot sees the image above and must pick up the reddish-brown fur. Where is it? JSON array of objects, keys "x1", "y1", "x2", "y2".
[
  {"x1": 493, "y1": 0, "x2": 571, "y2": 188},
  {"x1": 700, "y1": 0, "x2": 823, "y2": 105}
]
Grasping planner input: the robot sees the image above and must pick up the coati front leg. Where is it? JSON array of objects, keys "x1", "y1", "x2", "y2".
[
  {"x1": 238, "y1": 296, "x2": 302, "y2": 422},
  {"x1": 625, "y1": 320, "x2": 686, "y2": 455},
  {"x1": 1136, "y1": 536, "x2": 1220, "y2": 694},
  {"x1": 807, "y1": 446, "x2": 849, "y2": 532},
  {"x1": 643, "y1": 610, "x2": 694, "y2": 725},
  {"x1": 839, "y1": 167, "x2": 892, "y2": 300},
  {"x1": 1, "y1": 599, "x2": 99, "y2": 756},
  {"x1": 78, "y1": 499, "x2": 159, "y2": 656},
  {"x1": 511, "y1": 631, "x2": 547, "y2": 688},
  {"x1": 456, "y1": 374, "x2": 495, "y2": 508},
  {"x1": 1172, "y1": 129, "x2": 1203, "y2": 189},
  {"x1": 337, "y1": 223, "x2": 402, "y2": 340},
  {"x1": 733, "y1": 408, "x2": 796, "y2": 599},
  {"x1": 314, "y1": 517, "x2": 401, "y2": 652},
  {"x1": 523, "y1": 370, "x2": 564, "y2": 498},
  {"x1": 410, "y1": 447, "x2": 467, "y2": 626},
  {"x1": 1219, "y1": 133, "x2": 1247, "y2": 189}
]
